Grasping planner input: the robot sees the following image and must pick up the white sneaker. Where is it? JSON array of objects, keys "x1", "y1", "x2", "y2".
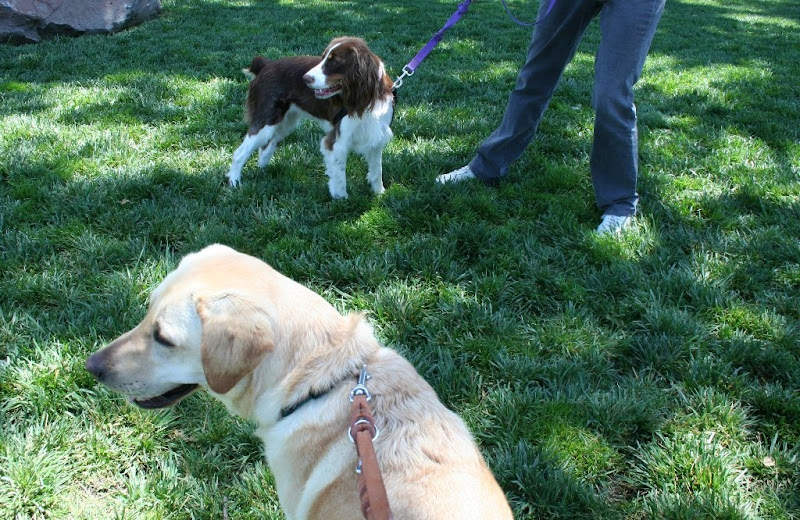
[
  {"x1": 596, "y1": 214, "x2": 632, "y2": 235},
  {"x1": 436, "y1": 165, "x2": 477, "y2": 184}
]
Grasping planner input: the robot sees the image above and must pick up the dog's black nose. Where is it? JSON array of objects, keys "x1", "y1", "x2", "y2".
[
  {"x1": 302, "y1": 74, "x2": 313, "y2": 85},
  {"x1": 85, "y1": 353, "x2": 105, "y2": 381}
]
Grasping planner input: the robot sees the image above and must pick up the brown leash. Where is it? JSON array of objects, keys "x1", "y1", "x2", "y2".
[{"x1": 348, "y1": 366, "x2": 393, "y2": 520}]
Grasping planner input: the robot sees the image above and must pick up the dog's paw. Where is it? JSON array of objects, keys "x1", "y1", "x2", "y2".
[
  {"x1": 257, "y1": 149, "x2": 274, "y2": 169},
  {"x1": 227, "y1": 175, "x2": 241, "y2": 188},
  {"x1": 371, "y1": 183, "x2": 385, "y2": 196},
  {"x1": 328, "y1": 179, "x2": 348, "y2": 200}
]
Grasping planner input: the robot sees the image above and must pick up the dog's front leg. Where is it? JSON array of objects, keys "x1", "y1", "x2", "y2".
[
  {"x1": 363, "y1": 147, "x2": 385, "y2": 195},
  {"x1": 321, "y1": 135, "x2": 348, "y2": 199}
]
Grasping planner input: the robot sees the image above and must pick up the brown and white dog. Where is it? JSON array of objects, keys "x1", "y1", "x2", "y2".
[
  {"x1": 85, "y1": 244, "x2": 513, "y2": 519},
  {"x1": 227, "y1": 37, "x2": 394, "y2": 199}
]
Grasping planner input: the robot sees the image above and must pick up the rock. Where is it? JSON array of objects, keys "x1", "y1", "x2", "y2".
[{"x1": 1, "y1": 0, "x2": 162, "y2": 44}]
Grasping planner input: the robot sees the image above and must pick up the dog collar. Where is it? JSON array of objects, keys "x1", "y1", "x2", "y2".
[
  {"x1": 279, "y1": 370, "x2": 358, "y2": 419},
  {"x1": 332, "y1": 107, "x2": 348, "y2": 126}
]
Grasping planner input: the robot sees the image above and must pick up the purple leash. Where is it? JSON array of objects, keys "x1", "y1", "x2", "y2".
[
  {"x1": 392, "y1": 0, "x2": 558, "y2": 90},
  {"x1": 393, "y1": 0, "x2": 473, "y2": 90}
]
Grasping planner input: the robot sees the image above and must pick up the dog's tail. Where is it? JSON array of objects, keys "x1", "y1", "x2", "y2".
[{"x1": 243, "y1": 56, "x2": 269, "y2": 80}]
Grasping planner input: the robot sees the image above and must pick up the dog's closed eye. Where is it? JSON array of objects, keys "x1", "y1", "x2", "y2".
[{"x1": 153, "y1": 324, "x2": 175, "y2": 347}]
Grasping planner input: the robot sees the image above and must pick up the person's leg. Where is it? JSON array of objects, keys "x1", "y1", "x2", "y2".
[
  {"x1": 467, "y1": 0, "x2": 600, "y2": 181},
  {"x1": 591, "y1": 0, "x2": 665, "y2": 217}
]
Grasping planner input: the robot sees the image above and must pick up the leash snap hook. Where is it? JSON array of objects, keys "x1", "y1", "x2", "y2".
[
  {"x1": 349, "y1": 365, "x2": 372, "y2": 402},
  {"x1": 392, "y1": 65, "x2": 415, "y2": 90}
]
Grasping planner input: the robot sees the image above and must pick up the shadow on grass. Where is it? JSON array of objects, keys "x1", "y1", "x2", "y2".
[{"x1": 3, "y1": 0, "x2": 798, "y2": 111}]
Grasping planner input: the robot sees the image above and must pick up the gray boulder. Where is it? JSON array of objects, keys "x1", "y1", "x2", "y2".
[{"x1": 1, "y1": 0, "x2": 162, "y2": 44}]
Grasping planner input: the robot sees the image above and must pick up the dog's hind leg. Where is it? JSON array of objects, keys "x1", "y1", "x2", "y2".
[
  {"x1": 227, "y1": 125, "x2": 276, "y2": 186},
  {"x1": 257, "y1": 110, "x2": 302, "y2": 168}
]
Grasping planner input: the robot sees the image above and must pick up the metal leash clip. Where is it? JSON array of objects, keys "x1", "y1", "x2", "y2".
[
  {"x1": 348, "y1": 365, "x2": 380, "y2": 444},
  {"x1": 392, "y1": 66, "x2": 415, "y2": 91},
  {"x1": 349, "y1": 365, "x2": 372, "y2": 402}
]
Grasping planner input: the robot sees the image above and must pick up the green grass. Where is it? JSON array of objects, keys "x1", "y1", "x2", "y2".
[{"x1": 1, "y1": 0, "x2": 799, "y2": 517}]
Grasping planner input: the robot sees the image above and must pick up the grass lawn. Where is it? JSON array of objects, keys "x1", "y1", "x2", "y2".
[{"x1": 1, "y1": 0, "x2": 799, "y2": 517}]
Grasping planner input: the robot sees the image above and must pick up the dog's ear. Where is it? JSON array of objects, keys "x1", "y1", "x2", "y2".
[
  {"x1": 195, "y1": 293, "x2": 274, "y2": 394},
  {"x1": 343, "y1": 47, "x2": 381, "y2": 117}
]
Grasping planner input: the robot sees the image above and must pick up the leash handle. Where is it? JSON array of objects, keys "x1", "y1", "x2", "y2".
[{"x1": 501, "y1": 0, "x2": 557, "y2": 27}]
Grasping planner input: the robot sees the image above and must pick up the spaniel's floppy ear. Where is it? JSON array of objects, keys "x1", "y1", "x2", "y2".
[
  {"x1": 195, "y1": 292, "x2": 274, "y2": 394},
  {"x1": 343, "y1": 47, "x2": 381, "y2": 117}
]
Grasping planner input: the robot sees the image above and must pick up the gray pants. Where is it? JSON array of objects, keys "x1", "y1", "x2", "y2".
[{"x1": 469, "y1": 0, "x2": 665, "y2": 216}]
